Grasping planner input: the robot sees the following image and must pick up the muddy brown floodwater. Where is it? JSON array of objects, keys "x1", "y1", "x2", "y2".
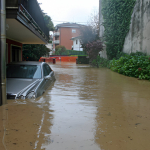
[{"x1": 0, "y1": 62, "x2": 150, "y2": 150}]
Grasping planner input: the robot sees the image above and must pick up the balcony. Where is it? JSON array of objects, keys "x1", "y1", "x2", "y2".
[
  {"x1": 6, "y1": 0, "x2": 49, "y2": 43},
  {"x1": 53, "y1": 40, "x2": 60, "y2": 44},
  {"x1": 54, "y1": 32, "x2": 60, "y2": 36}
]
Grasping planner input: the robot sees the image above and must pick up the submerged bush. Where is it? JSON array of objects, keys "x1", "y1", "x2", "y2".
[
  {"x1": 77, "y1": 56, "x2": 89, "y2": 64},
  {"x1": 109, "y1": 53, "x2": 150, "y2": 80},
  {"x1": 92, "y1": 56, "x2": 110, "y2": 68}
]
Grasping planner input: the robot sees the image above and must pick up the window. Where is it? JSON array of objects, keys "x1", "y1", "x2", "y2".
[
  {"x1": 72, "y1": 29, "x2": 76, "y2": 33},
  {"x1": 43, "y1": 64, "x2": 52, "y2": 76},
  {"x1": 6, "y1": 65, "x2": 42, "y2": 79},
  {"x1": 76, "y1": 40, "x2": 78, "y2": 44}
]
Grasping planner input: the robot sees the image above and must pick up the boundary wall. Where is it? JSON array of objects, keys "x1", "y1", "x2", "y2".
[{"x1": 39, "y1": 56, "x2": 78, "y2": 63}]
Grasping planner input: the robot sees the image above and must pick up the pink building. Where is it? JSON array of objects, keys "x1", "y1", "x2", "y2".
[{"x1": 53, "y1": 23, "x2": 81, "y2": 51}]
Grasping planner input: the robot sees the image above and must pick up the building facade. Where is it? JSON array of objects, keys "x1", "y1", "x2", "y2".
[
  {"x1": 123, "y1": 0, "x2": 150, "y2": 55},
  {"x1": 99, "y1": 0, "x2": 150, "y2": 58},
  {"x1": 53, "y1": 23, "x2": 81, "y2": 51},
  {"x1": 71, "y1": 36, "x2": 83, "y2": 51},
  {"x1": 0, "y1": 0, "x2": 49, "y2": 105}
]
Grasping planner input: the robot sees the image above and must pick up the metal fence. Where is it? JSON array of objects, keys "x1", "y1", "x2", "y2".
[{"x1": 6, "y1": 0, "x2": 49, "y2": 39}]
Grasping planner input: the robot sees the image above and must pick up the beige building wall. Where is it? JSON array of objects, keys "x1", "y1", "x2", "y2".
[
  {"x1": 99, "y1": 0, "x2": 104, "y2": 38},
  {"x1": 99, "y1": 0, "x2": 107, "y2": 59},
  {"x1": 99, "y1": 0, "x2": 150, "y2": 58},
  {"x1": 123, "y1": 0, "x2": 150, "y2": 55}
]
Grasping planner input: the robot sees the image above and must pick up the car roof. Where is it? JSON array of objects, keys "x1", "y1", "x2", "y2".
[{"x1": 7, "y1": 61, "x2": 45, "y2": 66}]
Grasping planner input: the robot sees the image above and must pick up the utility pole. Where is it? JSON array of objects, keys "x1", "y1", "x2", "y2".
[{"x1": 0, "y1": 0, "x2": 7, "y2": 105}]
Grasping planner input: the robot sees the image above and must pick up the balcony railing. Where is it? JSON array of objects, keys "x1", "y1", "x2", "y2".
[
  {"x1": 54, "y1": 32, "x2": 60, "y2": 36},
  {"x1": 53, "y1": 40, "x2": 60, "y2": 44},
  {"x1": 6, "y1": 0, "x2": 49, "y2": 40}
]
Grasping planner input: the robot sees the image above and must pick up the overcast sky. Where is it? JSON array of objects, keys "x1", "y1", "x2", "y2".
[{"x1": 37, "y1": 0, "x2": 99, "y2": 26}]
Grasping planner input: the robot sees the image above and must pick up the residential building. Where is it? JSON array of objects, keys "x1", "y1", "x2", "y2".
[
  {"x1": 53, "y1": 23, "x2": 81, "y2": 51},
  {"x1": 71, "y1": 36, "x2": 83, "y2": 51},
  {"x1": 0, "y1": 0, "x2": 49, "y2": 105}
]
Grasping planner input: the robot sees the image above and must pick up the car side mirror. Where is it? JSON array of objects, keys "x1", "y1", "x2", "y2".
[{"x1": 45, "y1": 75, "x2": 51, "y2": 80}]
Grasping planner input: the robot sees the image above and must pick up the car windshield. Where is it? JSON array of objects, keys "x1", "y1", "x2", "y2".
[{"x1": 7, "y1": 65, "x2": 42, "y2": 79}]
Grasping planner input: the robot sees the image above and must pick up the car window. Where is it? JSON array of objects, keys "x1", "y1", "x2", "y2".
[
  {"x1": 7, "y1": 65, "x2": 42, "y2": 79},
  {"x1": 43, "y1": 64, "x2": 52, "y2": 76}
]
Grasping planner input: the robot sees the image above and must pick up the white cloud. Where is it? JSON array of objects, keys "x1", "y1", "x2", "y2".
[{"x1": 37, "y1": 0, "x2": 99, "y2": 26}]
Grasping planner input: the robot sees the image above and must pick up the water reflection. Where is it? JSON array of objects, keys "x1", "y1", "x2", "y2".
[
  {"x1": 95, "y1": 69, "x2": 150, "y2": 150},
  {"x1": 0, "y1": 84, "x2": 54, "y2": 150},
  {"x1": 41, "y1": 63, "x2": 100, "y2": 150},
  {"x1": 1, "y1": 62, "x2": 150, "y2": 150}
]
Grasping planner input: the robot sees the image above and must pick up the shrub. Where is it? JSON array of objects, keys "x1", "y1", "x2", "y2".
[
  {"x1": 61, "y1": 50, "x2": 86, "y2": 56},
  {"x1": 109, "y1": 52, "x2": 150, "y2": 80},
  {"x1": 77, "y1": 56, "x2": 89, "y2": 64},
  {"x1": 55, "y1": 48, "x2": 61, "y2": 55},
  {"x1": 55, "y1": 45, "x2": 66, "y2": 55},
  {"x1": 92, "y1": 56, "x2": 110, "y2": 68},
  {"x1": 85, "y1": 40, "x2": 103, "y2": 62}
]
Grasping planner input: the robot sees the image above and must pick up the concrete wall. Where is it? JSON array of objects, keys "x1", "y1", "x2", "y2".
[
  {"x1": 99, "y1": 0, "x2": 107, "y2": 59},
  {"x1": 99, "y1": 46, "x2": 107, "y2": 59},
  {"x1": 99, "y1": 0, "x2": 104, "y2": 39},
  {"x1": 99, "y1": 0, "x2": 150, "y2": 58},
  {"x1": 123, "y1": 0, "x2": 150, "y2": 54}
]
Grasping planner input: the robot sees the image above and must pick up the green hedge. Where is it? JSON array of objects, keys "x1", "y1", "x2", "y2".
[
  {"x1": 92, "y1": 52, "x2": 150, "y2": 80},
  {"x1": 109, "y1": 52, "x2": 150, "y2": 80},
  {"x1": 61, "y1": 50, "x2": 86, "y2": 56},
  {"x1": 77, "y1": 56, "x2": 89, "y2": 64},
  {"x1": 92, "y1": 56, "x2": 110, "y2": 68}
]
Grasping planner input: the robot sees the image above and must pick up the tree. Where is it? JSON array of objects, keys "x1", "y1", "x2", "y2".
[
  {"x1": 85, "y1": 40, "x2": 103, "y2": 61},
  {"x1": 23, "y1": 44, "x2": 50, "y2": 61},
  {"x1": 55, "y1": 45, "x2": 67, "y2": 55},
  {"x1": 43, "y1": 14, "x2": 54, "y2": 31},
  {"x1": 79, "y1": 9, "x2": 102, "y2": 62},
  {"x1": 80, "y1": 9, "x2": 100, "y2": 48},
  {"x1": 87, "y1": 9, "x2": 99, "y2": 35},
  {"x1": 79, "y1": 25, "x2": 97, "y2": 48}
]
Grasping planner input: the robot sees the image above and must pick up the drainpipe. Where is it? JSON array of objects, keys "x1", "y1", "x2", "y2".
[
  {"x1": 0, "y1": 1, "x2": 1, "y2": 106},
  {"x1": 0, "y1": 0, "x2": 7, "y2": 105}
]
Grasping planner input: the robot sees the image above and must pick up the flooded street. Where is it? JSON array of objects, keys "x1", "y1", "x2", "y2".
[{"x1": 0, "y1": 62, "x2": 150, "y2": 150}]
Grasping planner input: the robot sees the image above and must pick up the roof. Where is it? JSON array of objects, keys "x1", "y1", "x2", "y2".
[
  {"x1": 55, "y1": 23, "x2": 82, "y2": 28},
  {"x1": 7, "y1": 61, "x2": 45, "y2": 66},
  {"x1": 71, "y1": 36, "x2": 81, "y2": 40}
]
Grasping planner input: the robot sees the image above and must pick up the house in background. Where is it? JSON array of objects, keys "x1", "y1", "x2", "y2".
[
  {"x1": 71, "y1": 36, "x2": 83, "y2": 51},
  {"x1": 53, "y1": 23, "x2": 81, "y2": 52},
  {"x1": 0, "y1": 0, "x2": 49, "y2": 105}
]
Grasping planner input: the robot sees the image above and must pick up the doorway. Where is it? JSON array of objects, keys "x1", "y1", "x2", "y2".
[{"x1": 11, "y1": 46, "x2": 21, "y2": 62}]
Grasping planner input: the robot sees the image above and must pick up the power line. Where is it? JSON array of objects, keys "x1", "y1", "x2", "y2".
[{"x1": 52, "y1": 20, "x2": 87, "y2": 24}]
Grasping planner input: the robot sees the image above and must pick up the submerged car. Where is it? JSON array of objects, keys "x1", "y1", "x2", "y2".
[{"x1": 6, "y1": 61, "x2": 55, "y2": 99}]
